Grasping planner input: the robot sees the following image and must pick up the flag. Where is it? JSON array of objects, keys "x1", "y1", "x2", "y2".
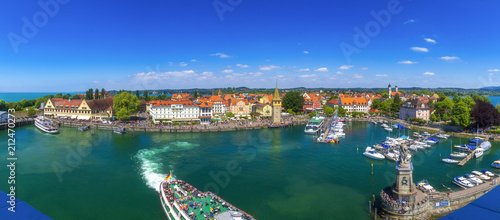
[{"x1": 164, "y1": 172, "x2": 172, "y2": 180}]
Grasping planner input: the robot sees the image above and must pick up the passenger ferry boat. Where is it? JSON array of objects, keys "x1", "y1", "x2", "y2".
[
  {"x1": 34, "y1": 116, "x2": 59, "y2": 134},
  {"x1": 159, "y1": 179, "x2": 255, "y2": 220},
  {"x1": 304, "y1": 116, "x2": 324, "y2": 134}
]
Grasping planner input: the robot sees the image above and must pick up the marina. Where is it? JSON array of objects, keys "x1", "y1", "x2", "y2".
[{"x1": 0, "y1": 121, "x2": 499, "y2": 219}]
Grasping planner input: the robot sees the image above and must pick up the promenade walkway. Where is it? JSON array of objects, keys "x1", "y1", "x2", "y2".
[{"x1": 449, "y1": 176, "x2": 500, "y2": 200}]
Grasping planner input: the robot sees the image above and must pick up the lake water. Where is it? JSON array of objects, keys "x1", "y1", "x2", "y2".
[{"x1": 0, "y1": 122, "x2": 499, "y2": 219}]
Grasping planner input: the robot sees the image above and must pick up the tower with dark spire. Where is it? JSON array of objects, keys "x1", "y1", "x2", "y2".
[
  {"x1": 388, "y1": 83, "x2": 392, "y2": 98},
  {"x1": 271, "y1": 82, "x2": 282, "y2": 124}
]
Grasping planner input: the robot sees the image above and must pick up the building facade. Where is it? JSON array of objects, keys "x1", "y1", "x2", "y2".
[
  {"x1": 229, "y1": 99, "x2": 249, "y2": 117},
  {"x1": 339, "y1": 97, "x2": 370, "y2": 113},
  {"x1": 210, "y1": 95, "x2": 226, "y2": 116},
  {"x1": 198, "y1": 101, "x2": 213, "y2": 124},
  {"x1": 44, "y1": 98, "x2": 114, "y2": 120},
  {"x1": 399, "y1": 99, "x2": 430, "y2": 121},
  {"x1": 149, "y1": 100, "x2": 200, "y2": 123}
]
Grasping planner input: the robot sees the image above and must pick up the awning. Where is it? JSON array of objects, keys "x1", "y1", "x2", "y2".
[
  {"x1": 71, "y1": 115, "x2": 77, "y2": 119},
  {"x1": 79, "y1": 115, "x2": 91, "y2": 120}
]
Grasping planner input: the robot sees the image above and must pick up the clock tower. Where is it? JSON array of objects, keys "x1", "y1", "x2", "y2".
[
  {"x1": 392, "y1": 144, "x2": 417, "y2": 203},
  {"x1": 271, "y1": 83, "x2": 282, "y2": 124}
]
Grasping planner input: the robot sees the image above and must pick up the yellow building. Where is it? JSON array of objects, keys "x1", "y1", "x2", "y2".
[
  {"x1": 44, "y1": 98, "x2": 114, "y2": 120},
  {"x1": 229, "y1": 99, "x2": 249, "y2": 117},
  {"x1": 255, "y1": 103, "x2": 272, "y2": 117}
]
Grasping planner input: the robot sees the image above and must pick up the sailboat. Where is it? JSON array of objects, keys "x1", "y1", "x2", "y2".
[
  {"x1": 449, "y1": 140, "x2": 468, "y2": 158},
  {"x1": 384, "y1": 109, "x2": 393, "y2": 132}
]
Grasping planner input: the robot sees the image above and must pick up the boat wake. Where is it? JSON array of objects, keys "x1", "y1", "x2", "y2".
[{"x1": 134, "y1": 141, "x2": 199, "y2": 191}]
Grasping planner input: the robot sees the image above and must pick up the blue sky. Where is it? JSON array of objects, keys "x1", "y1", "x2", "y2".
[{"x1": 1, "y1": 0, "x2": 500, "y2": 92}]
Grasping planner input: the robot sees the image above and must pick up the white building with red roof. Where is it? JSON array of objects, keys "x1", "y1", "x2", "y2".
[{"x1": 149, "y1": 100, "x2": 200, "y2": 123}]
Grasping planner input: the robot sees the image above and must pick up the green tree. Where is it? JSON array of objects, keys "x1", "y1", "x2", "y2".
[
  {"x1": 193, "y1": 90, "x2": 199, "y2": 98},
  {"x1": 308, "y1": 112, "x2": 317, "y2": 117},
  {"x1": 0, "y1": 100, "x2": 7, "y2": 111},
  {"x1": 136, "y1": 90, "x2": 140, "y2": 98},
  {"x1": 143, "y1": 90, "x2": 149, "y2": 101},
  {"x1": 336, "y1": 106, "x2": 346, "y2": 117},
  {"x1": 27, "y1": 108, "x2": 37, "y2": 117},
  {"x1": 282, "y1": 91, "x2": 305, "y2": 113},
  {"x1": 433, "y1": 97, "x2": 454, "y2": 121},
  {"x1": 101, "y1": 88, "x2": 106, "y2": 98},
  {"x1": 113, "y1": 92, "x2": 140, "y2": 121},
  {"x1": 450, "y1": 101, "x2": 470, "y2": 129},
  {"x1": 391, "y1": 93, "x2": 403, "y2": 113},
  {"x1": 94, "y1": 88, "x2": 99, "y2": 99},
  {"x1": 370, "y1": 99, "x2": 381, "y2": 110},
  {"x1": 226, "y1": 112, "x2": 235, "y2": 118},
  {"x1": 324, "y1": 106, "x2": 334, "y2": 117},
  {"x1": 71, "y1": 94, "x2": 80, "y2": 100},
  {"x1": 35, "y1": 97, "x2": 48, "y2": 108},
  {"x1": 20, "y1": 99, "x2": 29, "y2": 108},
  {"x1": 55, "y1": 93, "x2": 63, "y2": 98},
  {"x1": 496, "y1": 105, "x2": 500, "y2": 114},
  {"x1": 286, "y1": 109, "x2": 295, "y2": 115},
  {"x1": 63, "y1": 93, "x2": 71, "y2": 99}
]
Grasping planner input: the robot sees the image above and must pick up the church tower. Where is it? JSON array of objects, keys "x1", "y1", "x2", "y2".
[
  {"x1": 395, "y1": 85, "x2": 398, "y2": 93},
  {"x1": 271, "y1": 83, "x2": 282, "y2": 124},
  {"x1": 388, "y1": 83, "x2": 392, "y2": 98}
]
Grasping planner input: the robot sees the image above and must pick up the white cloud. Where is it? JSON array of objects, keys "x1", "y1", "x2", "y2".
[
  {"x1": 354, "y1": 74, "x2": 363, "y2": 79},
  {"x1": 404, "y1": 19, "x2": 416, "y2": 24},
  {"x1": 248, "y1": 71, "x2": 263, "y2": 77},
  {"x1": 488, "y1": 69, "x2": 499, "y2": 72},
  {"x1": 297, "y1": 68, "x2": 310, "y2": 72},
  {"x1": 360, "y1": 67, "x2": 368, "y2": 70},
  {"x1": 314, "y1": 67, "x2": 329, "y2": 72},
  {"x1": 259, "y1": 65, "x2": 283, "y2": 71},
  {"x1": 197, "y1": 72, "x2": 214, "y2": 80},
  {"x1": 190, "y1": 59, "x2": 197, "y2": 62},
  {"x1": 339, "y1": 65, "x2": 353, "y2": 70},
  {"x1": 179, "y1": 62, "x2": 187, "y2": 66},
  {"x1": 336, "y1": 71, "x2": 343, "y2": 75},
  {"x1": 93, "y1": 81, "x2": 101, "y2": 83},
  {"x1": 440, "y1": 56, "x2": 460, "y2": 61},
  {"x1": 410, "y1": 47, "x2": 429, "y2": 52},
  {"x1": 236, "y1": 64, "x2": 249, "y2": 68},
  {"x1": 299, "y1": 74, "x2": 318, "y2": 78},
  {"x1": 210, "y1": 53, "x2": 232, "y2": 58},
  {"x1": 375, "y1": 74, "x2": 388, "y2": 77},
  {"x1": 398, "y1": 60, "x2": 418, "y2": 64},
  {"x1": 489, "y1": 73, "x2": 494, "y2": 76},
  {"x1": 134, "y1": 70, "x2": 197, "y2": 80},
  {"x1": 304, "y1": 51, "x2": 309, "y2": 54},
  {"x1": 422, "y1": 71, "x2": 435, "y2": 76},
  {"x1": 221, "y1": 69, "x2": 234, "y2": 73},
  {"x1": 424, "y1": 38, "x2": 436, "y2": 44}
]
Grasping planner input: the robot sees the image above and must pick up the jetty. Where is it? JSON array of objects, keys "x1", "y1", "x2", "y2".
[{"x1": 458, "y1": 135, "x2": 489, "y2": 166}]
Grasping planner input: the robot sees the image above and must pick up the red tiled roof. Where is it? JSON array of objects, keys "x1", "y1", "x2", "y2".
[
  {"x1": 327, "y1": 99, "x2": 339, "y2": 105},
  {"x1": 152, "y1": 100, "x2": 198, "y2": 107},
  {"x1": 210, "y1": 95, "x2": 224, "y2": 102},
  {"x1": 199, "y1": 102, "x2": 213, "y2": 108},
  {"x1": 51, "y1": 98, "x2": 83, "y2": 109}
]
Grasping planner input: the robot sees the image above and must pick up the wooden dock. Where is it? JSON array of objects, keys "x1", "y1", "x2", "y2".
[
  {"x1": 448, "y1": 176, "x2": 500, "y2": 200},
  {"x1": 321, "y1": 118, "x2": 332, "y2": 140},
  {"x1": 458, "y1": 149, "x2": 476, "y2": 166}
]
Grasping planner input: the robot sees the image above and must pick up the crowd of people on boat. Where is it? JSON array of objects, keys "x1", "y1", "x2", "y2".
[{"x1": 162, "y1": 180, "x2": 255, "y2": 220}]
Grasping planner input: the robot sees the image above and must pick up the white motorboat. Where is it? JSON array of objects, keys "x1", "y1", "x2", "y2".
[
  {"x1": 416, "y1": 180, "x2": 435, "y2": 193},
  {"x1": 408, "y1": 145, "x2": 418, "y2": 151},
  {"x1": 442, "y1": 157, "x2": 459, "y2": 164},
  {"x1": 492, "y1": 160, "x2": 500, "y2": 169},
  {"x1": 422, "y1": 132, "x2": 430, "y2": 136},
  {"x1": 334, "y1": 131, "x2": 345, "y2": 137},
  {"x1": 363, "y1": 147, "x2": 385, "y2": 160},
  {"x1": 425, "y1": 138, "x2": 438, "y2": 144},
  {"x1": 436, "y1": 133, "x2": 448, "y2": 139},
  {"x1": 475, "y1": 149, "x2": 484, "y2": 158},
  {"x1": 464, "y1": 174, "x2": 483, "y2": 185},
  {"x1": 453, "y1": 176, "x2": 474, "y2": 188},
  {"x1": 384, "y1": 152, "x2": 399, "y2": 162},
  {"x1": 482, "y1": 170, "x2": 495, "y2": 177},
  {"x1": 384, "y1": 127, "x2": 393, "y2": 132},
  {"x1": 472, "y1": 171, "x2": 490, "y2": 180},
  {"x1": 450, "y1": 152, "x2": 468, "y2": 158},
  {"x1": 381, "y1": 124, "x2": 389, "y2": 128}
]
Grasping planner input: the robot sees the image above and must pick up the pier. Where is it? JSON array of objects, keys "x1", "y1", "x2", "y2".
[
  {"x1": 457, "y1": 149, "x2": 476, "y2": 166},
  {"x1": 0, "y1": 118, "x2": 34, "y2": 130}
]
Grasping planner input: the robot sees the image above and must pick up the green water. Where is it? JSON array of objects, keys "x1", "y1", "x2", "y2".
[{"x1": 1, "y1": 122, "x2": 499, "y2": 220}]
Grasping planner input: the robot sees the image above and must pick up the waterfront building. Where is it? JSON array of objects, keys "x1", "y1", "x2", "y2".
[
  {"x1": 149, "y1": 100, "x2": 200, "y2": 123},
  {"x1": 198, "y1": 101, "x2": 213, "y2": 124},
  {"x1": 339, "y1": 96, "x2": 370, "y2": 113},
  {"x1": 44, "y1": 98, "x2": 114, "y2": 120},
  {"x1": 326, "y1": 99, "x2": 339, "y2": 109},
  {"x1": 255, "y1": 103, "x2": 272, "y2": 117},
  {"x1": 171, "y1": 93, "x2": 192, "y2": 101},
  {"x1": 399, "y1": 99, "x2": 430, "y2": 121},
  {"x1": 209, "y1": 95, "x2": 226, "y2": 116},
  {"x1": 302, "y1": 96, "x2": 322, "y2": 112},
  {"x1": 229, "y1": 99, "x2": 249, "y2": 117},
  {"x1": 272, "y1": 84, "x2": 282, "y2": 124}
]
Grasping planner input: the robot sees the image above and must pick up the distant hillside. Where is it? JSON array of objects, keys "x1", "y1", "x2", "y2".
[{"x1": 480, "y1": 86, "x2": 500, "y2": 90}]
